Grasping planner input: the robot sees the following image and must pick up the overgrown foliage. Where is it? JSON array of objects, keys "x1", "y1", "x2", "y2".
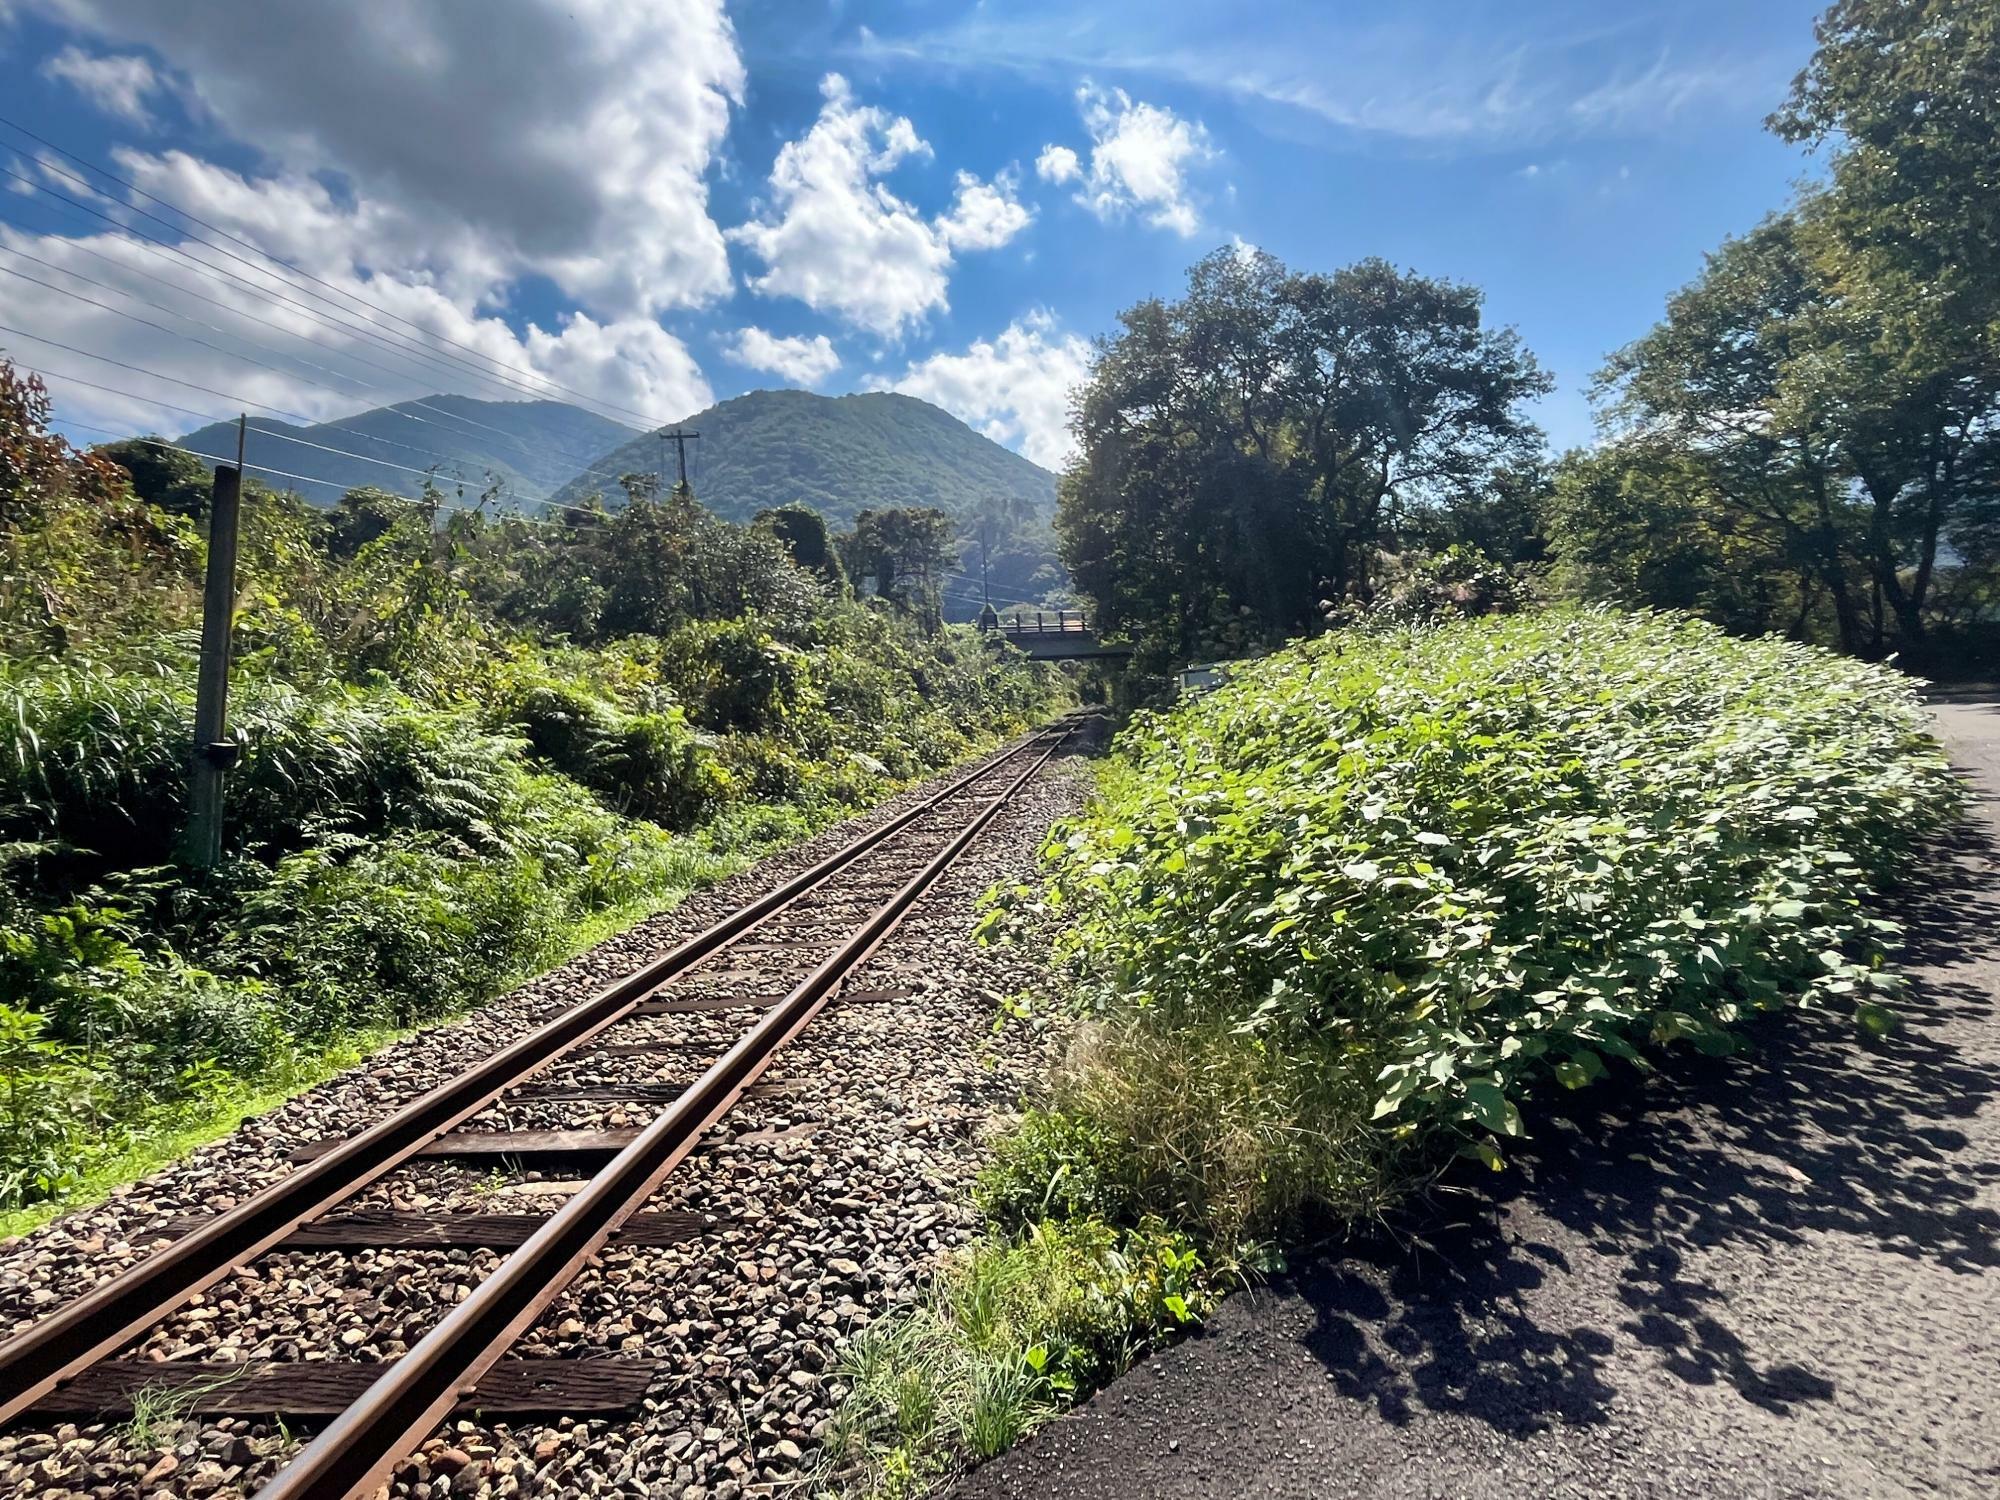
[
  {"x1": 0, "y1": 363, "x2": 1068, "y2": 1216},
  {"x1": 992, "y1": 609, "x2": 1958, "y2": 1250},
  {"x1": 819, "y1": 1218, "x2": 1210, "y2": 1498}
]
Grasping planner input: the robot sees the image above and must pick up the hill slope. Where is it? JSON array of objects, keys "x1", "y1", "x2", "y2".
[
  {"x1": 548, "y1": 389, "x2": 1057, "y2": 525},
  {"x1": 179, "y1": 396, "x2": 640, "y2": 507}
]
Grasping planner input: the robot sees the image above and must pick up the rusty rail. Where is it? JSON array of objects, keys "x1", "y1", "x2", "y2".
[
  {"x1": 254, "y1": 728, "x2": 1069, "y2": 1497},
  {"x1": 0, "y1": 727, "x2": 1064, "y2": 1427}
]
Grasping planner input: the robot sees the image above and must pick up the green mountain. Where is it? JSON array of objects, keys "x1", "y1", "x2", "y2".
[
  {"x1": 178, "y1": 395, "x2": 640, "y2": 508},
  {"x1": 548, "y1": 389, "x2": 1058, "y2": 525}
]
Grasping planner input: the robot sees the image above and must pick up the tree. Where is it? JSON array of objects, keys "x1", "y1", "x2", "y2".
[
  {"x1": 841, "y1": 507, "x2": 958, "y2": 633},
  {"x1": 756, "y1": 504, "x2": 847, "y2": 594},
  {"x1": 1562, "y1": 1, "x2": 2000, "y2": 662},
  {"x1": 91, "y1": 438, "x2": 213, "y2": 519},
  {"x1": 1058, "y1": 249, "x2": 1550, "y2": 663}
]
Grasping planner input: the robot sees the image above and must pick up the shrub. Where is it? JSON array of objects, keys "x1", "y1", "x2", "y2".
[
  {"x1": 821, "y1": 1218, "x2": 1209, "y2": 1497},
  {"x1": 1027, "y1": 607, "x2": 1961, "y2": 1243}
]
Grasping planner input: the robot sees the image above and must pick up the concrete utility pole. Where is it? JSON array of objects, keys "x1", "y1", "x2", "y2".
[
  {"x1": 185, "y1": 434, "x2": 245, "y2": 869},
  {"x1": 662, "y1": 428, "x2": 699, "y2": 493}
]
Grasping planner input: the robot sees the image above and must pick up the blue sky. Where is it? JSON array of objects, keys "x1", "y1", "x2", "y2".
[{"x1": 0, "y1": 0, "x2": 1829, "y2": 488}]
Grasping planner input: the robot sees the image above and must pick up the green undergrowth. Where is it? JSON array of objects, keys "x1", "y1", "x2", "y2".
[
  {"x1": 990, "y1": 608, "x2": 1961, "y2": 1251},
  {"x1": 0, "y1": 364, "x2": 1070, "y2": 1222},
  {"x1": 823, "y1": 606, "x2": 1963, "y2": 1493},
  {"x1": 817, "y1": 1216, "x2": 1211, "y2": 1499}
]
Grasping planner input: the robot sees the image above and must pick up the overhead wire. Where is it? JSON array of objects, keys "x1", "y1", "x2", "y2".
[
  {"x1": 0, "y1": 122, "x2": 706, "y2": 515},
  {"x1": 0, "y1": 114, "x2": 681, "y2": 428},
  {"x1": 0, "y1": 239, "x2": 637, "y2": 493},
  {"x1": 0, "y1": 163, "x2": 661, "y2": 437},
  {"x1": 50, "y1": 415, "x2": 626, "y2": 525}
]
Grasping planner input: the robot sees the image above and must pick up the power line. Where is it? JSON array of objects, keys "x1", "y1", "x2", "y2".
[
  {"x1": 0, "y1": 236, "x2": 636, "y2": 492},
  {"x1": 22, "y1": 364, "x2": 566, "y2": 505},
  {"x1": 52, "y1": 417, "x2": 628, "y2": 526},
  {"x1": 0, "y1": 164, "x2": 653, "y2": 429},
  {"x1": 0, "y1": 120, "x2": 687, "y2": 431},
  {"x1": 0, "y1": 183, "x2": 635, "y2": 474}
]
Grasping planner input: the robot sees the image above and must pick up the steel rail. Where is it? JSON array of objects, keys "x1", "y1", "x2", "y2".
[
  {"x1": 0, "y1": 727, "x2": 1064, "y2": 1425},
  {"x1": 256, "y1": 729, "x2": 1071, "y2": 1498}
]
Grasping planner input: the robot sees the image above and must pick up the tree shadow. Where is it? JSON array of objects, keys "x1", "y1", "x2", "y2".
[{"x1": 1289, "y1": 810, "x2": 2000, "y2": 1438}]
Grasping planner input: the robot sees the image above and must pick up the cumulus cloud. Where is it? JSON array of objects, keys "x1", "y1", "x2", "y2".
[
  {"x1": 872, "y1": 312, "x2": 1090, "y2": 471},
  {"x1": 0, "y1": 217, "x2": 711, "y2": 480},
  {"x1": 5, "y1": 0, "x2": 746, "y2": 465},
  {"x1": 40, "y1": 45, "x2": 162, "y2": 124},
  {"x1": 730, "y1": 73, "x2": 1029, "y2": 337},
  {"x1": 1034, "y1": 144, "x2": 1080, "y2": 185},
  {"x1": 27, "y1": 0, "x2": 744, "y2": 315},
  {"x1": 1041, "y1": 85, "x2": 1213, "y2": 236},
  {"x1": 938, "y1": 169, "x2": 1032, "y2": 252},
  {"x1": 722, "y1": 326, "x2": 841, "y2": 386}
]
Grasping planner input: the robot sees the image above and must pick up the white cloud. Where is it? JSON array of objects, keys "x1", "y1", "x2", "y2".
[
  {"x1": 27, "y1": 0, "x2": 744, "y2": 315},
  {"x1": 729, "y1": 73, "x2": 1028, "y2": 337},
  {"x1": 0, "y1": 218, "x2": 711, "y2": 470},
  {"x1": 938, "y1": 169, "x2": 1031, "y2": 252},
  {"x1": 1047, "y1": 85, "x2": 1213, "y2": 237},
  {"x1": 40, "y1": 45, "x2": 161, "y2": 125},
  {"x1": 722, "y1": 327, "x2": 841, "y2": 386},
  {"x1": 1034, "y1": 144, "x2": 1080, "y2": 185},
  {"x1": 873, "y1": 311, "x2": 1090, "y2": 471},
  {"x1": 5, "y1": 0, "x2": 745, "y2": 465}
]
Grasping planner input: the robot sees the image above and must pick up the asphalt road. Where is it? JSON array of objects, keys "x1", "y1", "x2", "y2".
[{"x1": 954, "y1": 697, "x2": 2000, "y2": 1500}]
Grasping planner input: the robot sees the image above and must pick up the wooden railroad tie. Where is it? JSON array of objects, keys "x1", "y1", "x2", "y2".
[
  {"x1": 145, "y1": 1209, "x2": 710, "y2": 1250},
  {"x1": 31, "y1": 1356, "x2": 661, "y2": 1421}
]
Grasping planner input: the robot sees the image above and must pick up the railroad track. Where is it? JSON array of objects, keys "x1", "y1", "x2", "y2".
[{"x1": 0, "y1": 721, "x2": 1077, "y2": 1497}]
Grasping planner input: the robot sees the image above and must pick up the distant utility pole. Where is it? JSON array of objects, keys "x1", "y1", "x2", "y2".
[
  {"x1": 184, "y1": 417, "x2": 246, "y2": 869},
  {"x1": 661, "y1": 427, "x2": 699, "y2": 493}
]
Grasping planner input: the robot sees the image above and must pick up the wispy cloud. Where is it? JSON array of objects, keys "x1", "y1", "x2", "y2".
[{"x1": 846, "y1": 4, "x2": 1791, "y2": 152}]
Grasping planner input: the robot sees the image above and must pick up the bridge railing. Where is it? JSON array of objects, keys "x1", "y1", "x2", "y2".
[{"x1": 986, "y1": 608, "x2": 1093, "y2": 636}]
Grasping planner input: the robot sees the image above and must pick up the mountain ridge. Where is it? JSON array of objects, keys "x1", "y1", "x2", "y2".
[
  {"x1": 177, "y1": 395, "x2": 641, "y2": 507},
  {"x1": 548, "y1": 388, "x2": 1057, "y2": 526}
]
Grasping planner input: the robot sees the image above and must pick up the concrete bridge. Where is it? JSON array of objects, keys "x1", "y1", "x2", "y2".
[{"x1": 981, "y1": 607, "x2": 1132, "y2": 661}]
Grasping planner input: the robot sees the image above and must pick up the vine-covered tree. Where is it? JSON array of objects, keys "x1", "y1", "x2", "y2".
[
  {"x1": 1058, "y1": 249, "x2": 1550, "y2": 663},
  {"x1": 841, "y1": 506, "x2": 958, "y2": 633}
]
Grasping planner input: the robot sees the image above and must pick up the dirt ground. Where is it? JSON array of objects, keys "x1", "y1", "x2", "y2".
[{"x1": 954, "y1": 698, "x2": 2000, "y2": 1500}]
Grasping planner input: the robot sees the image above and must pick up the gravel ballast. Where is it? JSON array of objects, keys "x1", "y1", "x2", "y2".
[{"x1": 0, "y1": 736, "x2": 1096, "y2": 1498}]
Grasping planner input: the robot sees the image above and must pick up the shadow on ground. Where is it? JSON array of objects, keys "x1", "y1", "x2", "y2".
[{"x1": 1289, "y1": 807, "x2": 2000, "y2": 1441}]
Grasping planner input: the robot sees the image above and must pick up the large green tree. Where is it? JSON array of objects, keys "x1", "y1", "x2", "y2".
[
  {"x1": 1058, "y1": 249, "x2": 1550, "y2": 663},
  {"x1": 1559, "y1": 1, "x2": 2000, "y2": 659}
]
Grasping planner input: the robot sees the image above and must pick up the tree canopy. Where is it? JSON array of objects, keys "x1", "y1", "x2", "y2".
[
  {"x1": 1057, "y1": 249, "x2": 1550, "y2": 664},
  {"x1": 1552, "y1": 0, "x2": 2000, "y2": 662}
]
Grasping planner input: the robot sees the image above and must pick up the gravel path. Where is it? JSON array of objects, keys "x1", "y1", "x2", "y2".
[
  {"x1": 0, "y1": 734, "x2": 1097, "y2": 1498},
  {"x1": 954, "y1": 697, "x2": 2000, "y2": 1500}
]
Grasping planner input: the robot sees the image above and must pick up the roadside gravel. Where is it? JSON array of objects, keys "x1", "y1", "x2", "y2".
[{"x1": 0, "y1": 736, "x2": 1096, "y2": 1498}]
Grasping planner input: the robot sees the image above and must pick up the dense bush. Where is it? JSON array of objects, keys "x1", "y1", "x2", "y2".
[{"x1": 998, "y1": 608, "x2": 1960, "y2": 1247}]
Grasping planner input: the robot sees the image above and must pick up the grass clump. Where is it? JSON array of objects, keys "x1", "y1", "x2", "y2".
[
  {"x1": 1009, "y1": 606, "x2": 1962, "y2": 1248},
  {"x1": 820, "y1": 1217, "x2": 1210, "y2": 1497}
]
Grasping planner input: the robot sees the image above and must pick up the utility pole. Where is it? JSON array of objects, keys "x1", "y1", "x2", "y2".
[
  {"x1": 662, "y1": 428, "x2": 699, "y2": 494},
  {"x1": 185, "y1": 421, "x2": 245, "y2": 869}
]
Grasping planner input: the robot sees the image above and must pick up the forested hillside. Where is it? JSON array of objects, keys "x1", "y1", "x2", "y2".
[
  {"x1": 550, "y1": 390, "x2": 1056, "y2": 525},
  {"x1": 180, "y1": 395, "x2": 639, "y2": 509},
  {"x1": 0, "y1": 365, "x2": 1067, "y2": 1223}
]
